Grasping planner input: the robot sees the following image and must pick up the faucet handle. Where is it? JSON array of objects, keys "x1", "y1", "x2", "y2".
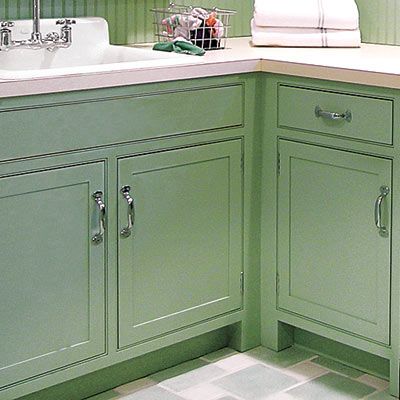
[
  {"x1": 56, "y1": 19, "x2": 76, "y2": 26},
  {"x1": 0, "y1": 21, "x2": 15, "y2": 28}
]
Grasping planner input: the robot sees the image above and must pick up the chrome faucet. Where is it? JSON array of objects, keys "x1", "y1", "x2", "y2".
[
  {"x1": 0, "y1": 0, "x2": 76, "y2": 51},
  {"x1": 32, "y1": 0, "x2": 41, "y2": 42}
]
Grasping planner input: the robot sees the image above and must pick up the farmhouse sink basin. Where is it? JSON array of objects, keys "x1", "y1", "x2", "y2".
[{"x1": 0, "y1": 17, "x2": 201, "y2": 80}]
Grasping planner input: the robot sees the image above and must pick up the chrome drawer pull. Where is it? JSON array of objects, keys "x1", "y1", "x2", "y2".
[
  {"x1": 120, "y1": 185, "x2": 135, "y2": 238},
  {"x1": 92, "y1": 191, "x2": 106, "y2": 245},
  {"x1": 374, "y1": 186, "x2": 390, "y2": 237},
  {"x1": 315, "y1": 105, "x2": 352, "y2": 122}
]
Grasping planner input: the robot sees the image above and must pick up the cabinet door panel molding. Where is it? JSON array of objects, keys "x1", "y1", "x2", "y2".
[{"x1": 117, "y1": 141, "x2": 243, "y2": 348}]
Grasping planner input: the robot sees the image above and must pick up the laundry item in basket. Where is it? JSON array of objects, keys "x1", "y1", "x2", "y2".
[
  {"x1": 251, "y1": 0, "x2": 361, "y2": 47},
  {"x1": 191, "y1": 19, "x2": 220, "y2": 49},
  {"x1": 162, "y1": 7, "x2": 224, "y2": 43},
  {"x1": 206, "y1": 13, "x2": 224, "y2": 39},
  {"x1": 254, "y1": 0, "x2": 359, "y2": 30},
  {"x1": 251, "y1": 19, "x2": 361, "y2": 47},
  {"x1": 162, "y1": 14, "x2": 203, "y2": 41},
  {"x1": 152, "y1": 3, "x2": 234, "y2": 50},
  {"x1": 153, "y1": 40, "x2": 206, "y2": 56}
]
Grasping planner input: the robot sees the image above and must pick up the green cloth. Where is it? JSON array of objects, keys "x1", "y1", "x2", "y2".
[{"x1": 153, "y1": 41, "x2": 205, "y2": 56}]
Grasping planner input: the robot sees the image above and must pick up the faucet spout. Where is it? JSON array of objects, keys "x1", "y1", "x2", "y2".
[{"x1": 32, "y1": 0, "x2": 42, "y2": 41}]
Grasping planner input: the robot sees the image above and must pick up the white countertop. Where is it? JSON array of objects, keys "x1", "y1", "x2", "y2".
[{"x1": 1, "y1": 37, "x2": 400, "y2": 98}]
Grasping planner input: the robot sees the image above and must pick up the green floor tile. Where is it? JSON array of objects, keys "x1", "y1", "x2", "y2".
[
  {"x1": 214, "y1": 364, "x2": 298, "y2": 400},
  {"x1": 245, "y1": 346, "x2": 316, "y2": 368},
  {"x1": 312, "y1": 357, "x2": 364, "y2": 378},
  {"x1": 122, "y1": 386, "x2": 184, "y2": 399},
  {"x1": 366, "y1": 390, "x2": 395, "y2": 399},
  {"x1": 85, "y1": 390, "x2": 120, "y2": 400},
  {"x1": 286, "y1": 372, "x2": 376, "y2": 399}
]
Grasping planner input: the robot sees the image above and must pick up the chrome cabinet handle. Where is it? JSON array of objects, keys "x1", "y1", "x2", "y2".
[
  {"x1": 315, "y1": 106, "x2": 352, "y2": 122},
  {"x1": 374, "y1": 186, "x2": 390, "y2": 237},
  {"x1": 120, "y1": 185, "x2": 135, "y2": 238},
  {"x1": 92, "y1": 190, "x2": 106, "y2": 245}
]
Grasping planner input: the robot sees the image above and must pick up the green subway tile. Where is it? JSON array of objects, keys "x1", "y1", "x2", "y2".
[
  {"x1": 0, "y1": 0, "x2": 391, "y2": 45},
  {"x1": 0, "y1": 0, "x2": 253, "y2": 44},
  {"x1": 3, "y1": 0, "x2": 400, "y2": 45}
]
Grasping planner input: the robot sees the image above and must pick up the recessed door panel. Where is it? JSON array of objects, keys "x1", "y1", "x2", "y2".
[
  {"x1": 0, "y1": 162, "x2": 106, "y2": 388},
  {"x1": 277, "y1": 140, "x2": 391, "y2": 344},
  {"x1": 118, "y1": 140, "x2": 243, "y2": 348}
]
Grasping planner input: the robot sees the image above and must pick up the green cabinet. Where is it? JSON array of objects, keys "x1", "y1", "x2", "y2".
[
  {"x1": 0, "y1": 74, "x2": 258, "y2": 400},
  {"x1": 0, "y1": 138, "x2": 245, "y2": 395},
  {"x1": 277, "y1": 140, "x2": 391, "y2": 344},
  {"x1": 117, "y1": 141, "x2": 243, "y2": 348},
  {"x1": 0, "y1": 162, "x2": 106, "y2": 388}
]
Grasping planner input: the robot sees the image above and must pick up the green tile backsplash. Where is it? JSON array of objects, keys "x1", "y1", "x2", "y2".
[
  {"x1": 356, "y1": 0, "x2": 400, "y2": 45},
  {"x1": 0, "y1": 0, "x2": 252, "y2": 44},
  {"x1": 0, "y1": 0, "x2": 398, "y2": 45}
]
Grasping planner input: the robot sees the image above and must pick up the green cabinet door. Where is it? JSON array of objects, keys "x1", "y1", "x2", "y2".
[
  {"x1": 118, "y1": 140, "x2": 243, "y2": 348},
  {"x1": 0, "y1": 162, "x2": 106, "y2": 388},
  {"x1": 277, "y1": 140, "x2": 391, "y2": 344}
]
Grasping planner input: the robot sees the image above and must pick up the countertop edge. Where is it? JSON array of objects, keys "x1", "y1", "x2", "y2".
[
  {"x1": 262, "y1": 60, "x2": 400, "y2": 90},
  {"x1": 2, "y1": 38, "x2": 400, "y2": 98}
]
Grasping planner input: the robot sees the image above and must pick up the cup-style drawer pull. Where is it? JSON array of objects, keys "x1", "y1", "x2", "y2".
[
  {"x1": 120, "y1": 185, "x2": 135, "y2": 238},
  {"x1": 315, "y1": 105, "x2": 352, "y2": 122},
  {"x1": 92, "y1": 190, "x2": 106, "y2": 245},
  {"x1": 374, "y1": 186, "x2": 390, "y2": 238}
]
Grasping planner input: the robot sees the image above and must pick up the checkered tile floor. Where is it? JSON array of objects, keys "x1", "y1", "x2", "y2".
[{"x1": 86, "y1": 346, "x2": 392, "y2": 400}]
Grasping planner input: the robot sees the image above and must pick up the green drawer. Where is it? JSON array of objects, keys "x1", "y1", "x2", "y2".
[
  {"x1": 0, "y1": 83, "x2": 243, "y2": 161},
  {"x1": 278, "y1": 85, "x2": 393, "y2": 145}
]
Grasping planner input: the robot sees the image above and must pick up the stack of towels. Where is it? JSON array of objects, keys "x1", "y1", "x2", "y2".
[{"x1": 251, "y1": 0, "x2": 361, "y2": 47}]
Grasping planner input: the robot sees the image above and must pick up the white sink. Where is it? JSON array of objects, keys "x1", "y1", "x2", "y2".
[{"x1": 0, "y1": 17, "x2": 202, "y2": 80}]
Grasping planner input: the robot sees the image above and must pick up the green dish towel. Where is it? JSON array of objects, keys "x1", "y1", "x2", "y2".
[{"x1": 153, "y1": 41, "x2": 205, "y2": 56}]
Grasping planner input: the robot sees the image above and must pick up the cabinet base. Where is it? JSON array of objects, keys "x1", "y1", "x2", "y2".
[{"x1": 17, "y1": 328, "x2": 231, "y2": 400}]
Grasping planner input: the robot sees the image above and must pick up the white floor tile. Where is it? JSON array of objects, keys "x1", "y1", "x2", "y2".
[
  {"x1": 265, "y1": 393, "x2": 298, "y2": 400},
  {"x1": 201, "y1": 348, "x2": 239, "y2": 362},
  {"x1": 213, "y1": 354, "x2": 258, "y2": 373},
  {"x1": 179, "y1": 383, "x2": 231, "y2": 400},
  {"x1": 87, "y1": 347, "x2": 391, "y2": 400},
  {"x1": 159, "y1": 364, "x2": 226, "y2": 392}
]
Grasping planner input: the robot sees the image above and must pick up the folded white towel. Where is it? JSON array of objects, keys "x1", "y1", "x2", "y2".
[
  {"x1": 254, "y1": 0, "x2": 359, "y2": 30},
  {"x1": 251, "y1": 20, "x2": 361, "y2": 47}
]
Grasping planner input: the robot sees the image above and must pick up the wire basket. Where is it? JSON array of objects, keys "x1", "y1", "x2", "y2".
[{"x1": 150, "y1": 3, "x2": 236, "y2": 50}]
